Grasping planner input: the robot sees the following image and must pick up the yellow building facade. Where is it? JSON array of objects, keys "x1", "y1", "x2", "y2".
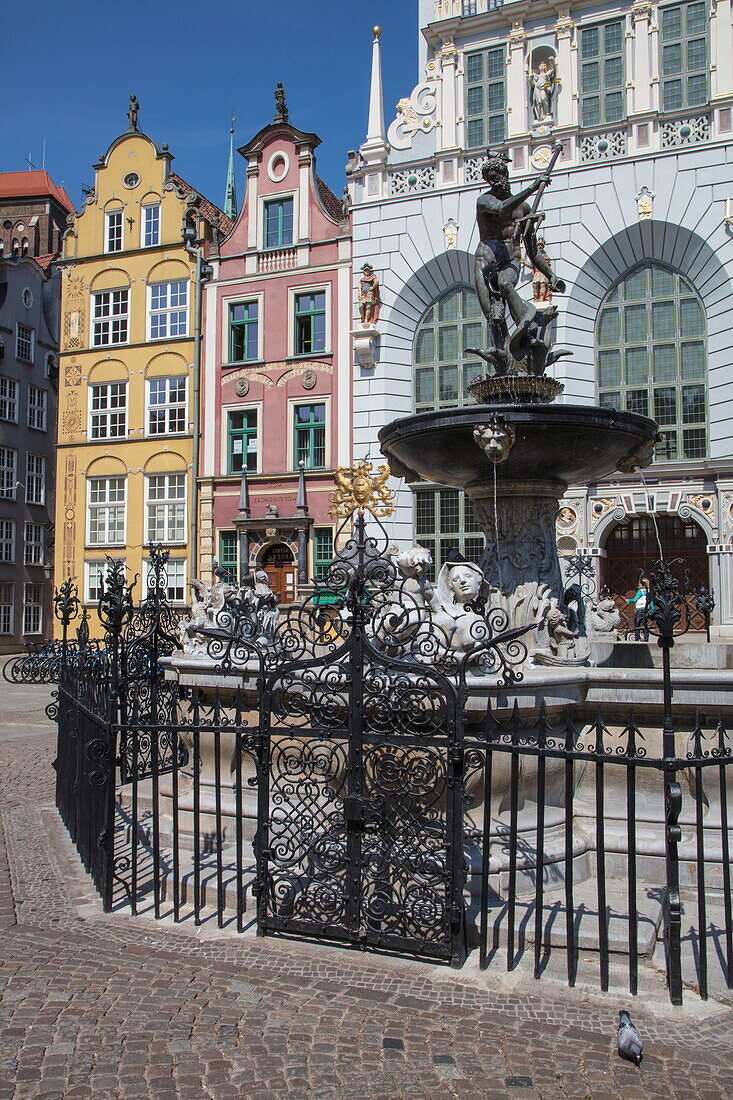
[{"x1": 55, "y1": 117, "x2": 231, "y2": 635}]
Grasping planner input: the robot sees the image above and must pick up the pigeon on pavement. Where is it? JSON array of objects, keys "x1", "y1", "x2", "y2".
[{"x1": 617, "y1": 1010, "x2": 643, "y2": 1065}]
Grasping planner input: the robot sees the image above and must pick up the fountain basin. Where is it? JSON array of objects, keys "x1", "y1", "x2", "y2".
[{"x1": 378, "y1": 403, "x2": 658, "y2": 491}]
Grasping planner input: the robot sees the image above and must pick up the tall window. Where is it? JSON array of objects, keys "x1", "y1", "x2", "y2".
[
  {"x1": 148, "y1": 377, "x2": 187, "y2": 435},
  {"x1": 264, "y1": 198, "x2": 294, "y2": 248},
  {"x1": 294, "y1": 404, "x2": 326, "y2": 469},
  {"x1": 229, "y1": 301, "x2": 259, "y2": 362},
  {"x1": 218, "y1": 531, "x2": 239, "y2": 583},
  {"x1": 313, "y1": 527, "x2": 334, "y2": 580},
  {"x1": 0, "y1": 520, "x2": 15, "y2": 563},
  {"x1": 92, "y1": 289, "x2": 129, "y2": 347},
  {"x1": 23, "y1": 583, "x2": 43, "y2": 635},
  {"x1": 228, "y1": 410, "x2": 258, "y2": 474},
  {"x1": 0, "y1": 448, "x2": 17, "y2": 499},
  {"x1": 149, "y1": 280, "x2": 188, "y2": 340},
  {"x1": 465, "y1": 47, "x2": 506, "y2": 149},
  {"x1": 414, "y1": 287, "x2": 486, "y2": 411},
  {"x1": 661, "y1": 1, "x2": 708, "y2": 111},
  {"x1": 596, "y1": 263, "x2": 707, "y2": 461},
  {"x1": 146, "y1": 473, "x2": 186, "y2": 543},
  {"x1": 16, "y1": 324, "x2": 34, "y2": 363},
  {"x1": 142, "y1": 203, "x2": 161, "y2": 247},
  {"x1": 0, "y1": 584, "x2": 12, "y2": 635},
  {"x1": 90, "y1": 382, "x2": 127, "y2": 439},
  {"x1": 0, "y1": 377, "x2": 18, "y2": 422},
  {"x1": 85, "y1": 559, "x2": 125, "y2": 604},
  {"x1": 24, "y1": 522, "x2": 44, "y2": 566},
  {"x1": 579, "y1": 21, "x2": 625, "y2": 127},
  {"x1": 105, "y1": 209, "x2": 123, "y2": 253},
  {"x1": 144, "y1": 558, "x2": 186, "y2": 602},
  {"x1": 414, "y1": 489, "x2": 485, "y2": 580},
  {"x1": 294, "y1": 292, "x2": 326, "y2": 355},
  {"x1": 25, "y1": 454, "x2": 45, "y2": 504},
  {"x1": 88, "y1": 477, "x2": 126, "y2": 545},
  {"x1": 27, "y1": 385, "x2": 47, "y2": 431}
]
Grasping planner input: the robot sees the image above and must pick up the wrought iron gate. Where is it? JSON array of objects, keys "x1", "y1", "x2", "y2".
[{"x1": 256, "y1": 605, "x2": 467, "y2": 963}]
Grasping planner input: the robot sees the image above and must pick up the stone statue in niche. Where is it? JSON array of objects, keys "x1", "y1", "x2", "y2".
[
  {"x1": 358, "y1": 264, "x2": 381, "y2": 326},
  {"x1": 529, "y1": 61, "x2": 556, "y2": 123},
  {"x1": 523, "y1": 236, "x2": 556, "y2": 304}
]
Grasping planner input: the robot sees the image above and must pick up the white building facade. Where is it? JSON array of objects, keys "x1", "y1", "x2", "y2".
[{"x1": 348, "y1": 0, "x2": 733, "y2": 634}]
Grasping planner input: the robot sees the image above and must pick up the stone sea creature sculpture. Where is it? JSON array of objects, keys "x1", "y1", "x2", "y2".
[{"x1": 617, "y1": 1011, "x2": 643, "y2": 1065}]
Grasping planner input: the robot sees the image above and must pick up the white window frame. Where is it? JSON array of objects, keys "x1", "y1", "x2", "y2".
[
  {"x1": 223, "y1": 292, "x2": 264, "y2": 364},
  {"x1": 25, "y1": 453, "x2": 45, "y2": 505},
  {"x1": 142, "y1": 202, "x2": 161, "y2": 248},
  {"x1": 287, "y1": 396, "x2": 331, "y2": 471},
  {"x1": 143, "y1": 556, "x2": 187, "y2": 603},
  {"x1": 0, "y1": 376, "x2": 19, "y2": 422},
  {"x1": 0, "y1": 520, "x2": 15, "y2": 563},
  {"x1": 27, "y1": 385, "x2": 47, "y2": 431},
  {"x1": 0, "y1": 583, "x2": 13, "y2": 635},
  {"x1": 0, "y1": 448, "x2": 17, "y2": 500},
  {"x1": 16, "y1": 323, "x2": 34, "y2": 363},
  {"x1": 24, "y1": 521, "x2": 44, "y2": 566},
  {"x1": 84, "y1": 559, "x2": 125, "y2": 604},
  {"x1": 145, "y1": 472, "x2": 187, "y2": 545},
  {"x1": 87, "y1": 476, "x2": 127, "y2": 547},
  {"x1": 288, "y1": 284, "x2": 331, "y2": 357},
  {"x1": 89, "y1": 381, "x2": 128, "y2": 440},
  {"x1": 22, "y1": 582, "x2": 43, "y2": 635},
  {"x1": 92, "y1": 289, "x2": 130, "y2": 347},
  {"x1": 147, "y1": 279, "x2": 189, "y2": 341},
  {"x1": 146, "y1": 376, "x2": 188, "y2": 436},
  {"x1": 105, "y1": 208, "x2": 123, "y2": 253}
]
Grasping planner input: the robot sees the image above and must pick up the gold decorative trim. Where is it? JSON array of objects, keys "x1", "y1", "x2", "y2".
[{"x1": 330, "y1": 462, "x2": 395, "y2": 519}]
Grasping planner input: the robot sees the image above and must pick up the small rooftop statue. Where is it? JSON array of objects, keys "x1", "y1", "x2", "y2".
[
  {"x1": 127, "y1": 94, "x2": 140, "y2": 132},
  {"x1": 466, "y1": 143, "x2": 571, "y2": 402},
  {"x1": 274, "y1": 82, "x2": 289, "y2": 124}
]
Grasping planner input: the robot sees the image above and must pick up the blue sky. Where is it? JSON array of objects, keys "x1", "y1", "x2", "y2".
[{"x1": 3, "y1": 0, "x2": 419, "y2": 212}]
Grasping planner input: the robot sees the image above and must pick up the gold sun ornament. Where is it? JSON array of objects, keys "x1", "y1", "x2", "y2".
[{"x1": 330, "y1": 462, "x2": 395, "y2": 519}]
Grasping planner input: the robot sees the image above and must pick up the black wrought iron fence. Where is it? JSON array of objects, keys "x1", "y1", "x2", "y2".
[{"x1": 50, "y1": 532, "x2": 733, "y2": 1005}]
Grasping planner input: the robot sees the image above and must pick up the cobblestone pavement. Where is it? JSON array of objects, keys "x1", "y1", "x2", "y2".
[{"x1": 0, "y1": 676, "x2": 732, "y2": 1099}]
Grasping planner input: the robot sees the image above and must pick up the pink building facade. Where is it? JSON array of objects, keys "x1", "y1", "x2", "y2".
[{"x1": 200, "y1": 100, "x2": 352, "y2": 601}]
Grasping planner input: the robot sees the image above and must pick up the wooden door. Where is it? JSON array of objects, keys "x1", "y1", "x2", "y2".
[{"x1": 263, "y1": 564, "x2": 297, "y2": 605}]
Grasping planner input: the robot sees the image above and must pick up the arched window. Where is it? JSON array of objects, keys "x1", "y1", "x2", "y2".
[
  {"x1": 411, "y1": 286, "x2": 487, "y2": 576},
  {"x1": 413, "y1": 286, "x2": 486, "y2": 412},
  {"x1": 596, "y1": 262, "x2": 707, "y2": 461}
]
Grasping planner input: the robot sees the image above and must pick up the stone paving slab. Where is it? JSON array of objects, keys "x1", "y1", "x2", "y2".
[{"x1": 0, "y1": 681, "x2": 731, "y2": 1098}]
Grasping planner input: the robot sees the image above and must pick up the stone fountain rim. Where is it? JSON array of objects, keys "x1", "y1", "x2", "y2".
[{"x1": 378, "y1": 402, "x2": 658, "y2": 441}]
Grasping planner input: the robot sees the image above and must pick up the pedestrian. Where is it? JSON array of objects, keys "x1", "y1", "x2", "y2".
[{"x1": 628, "y1": 577, "x2": 650, "y2": 640}]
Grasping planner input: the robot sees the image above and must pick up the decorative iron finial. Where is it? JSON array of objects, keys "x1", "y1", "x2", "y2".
[
  {"x1": 274, "y1": 82, "x2": 289, "y2": 123},
  {"x1": 330, "y1": 462, "x2": 395, "y2": 519},
  {"x1": 127, "y1": 94, "x2": 140, "y2": 132}
]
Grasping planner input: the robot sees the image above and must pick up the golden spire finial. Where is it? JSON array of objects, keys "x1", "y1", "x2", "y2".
[
  {"x1": 373, "y1": 25, "x2": 381, "y2": 38},
  {"x1": 330, "y1": 462, "x2": 394, "y2": 519}
]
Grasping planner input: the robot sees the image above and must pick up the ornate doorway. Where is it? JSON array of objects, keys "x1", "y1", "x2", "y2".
[
  {"x1": 603, "y1": 515, "x2": 709, "y2": 631},
  {"x1": 261, "y1": 543, "x2": 296, "y2": 604}
]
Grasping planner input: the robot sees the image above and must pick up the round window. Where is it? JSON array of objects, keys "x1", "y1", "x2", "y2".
[{"x1": 123, "y1": 172, "x2": 140, "y2": 189}]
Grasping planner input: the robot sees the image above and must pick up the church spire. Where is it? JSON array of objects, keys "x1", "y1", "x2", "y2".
[
  {"x1": 361, "y1": 27, "x2": 388, "y2": 165},
  {"x1": 224, "y1": 117, "x2": 237, "y2": 220}
]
